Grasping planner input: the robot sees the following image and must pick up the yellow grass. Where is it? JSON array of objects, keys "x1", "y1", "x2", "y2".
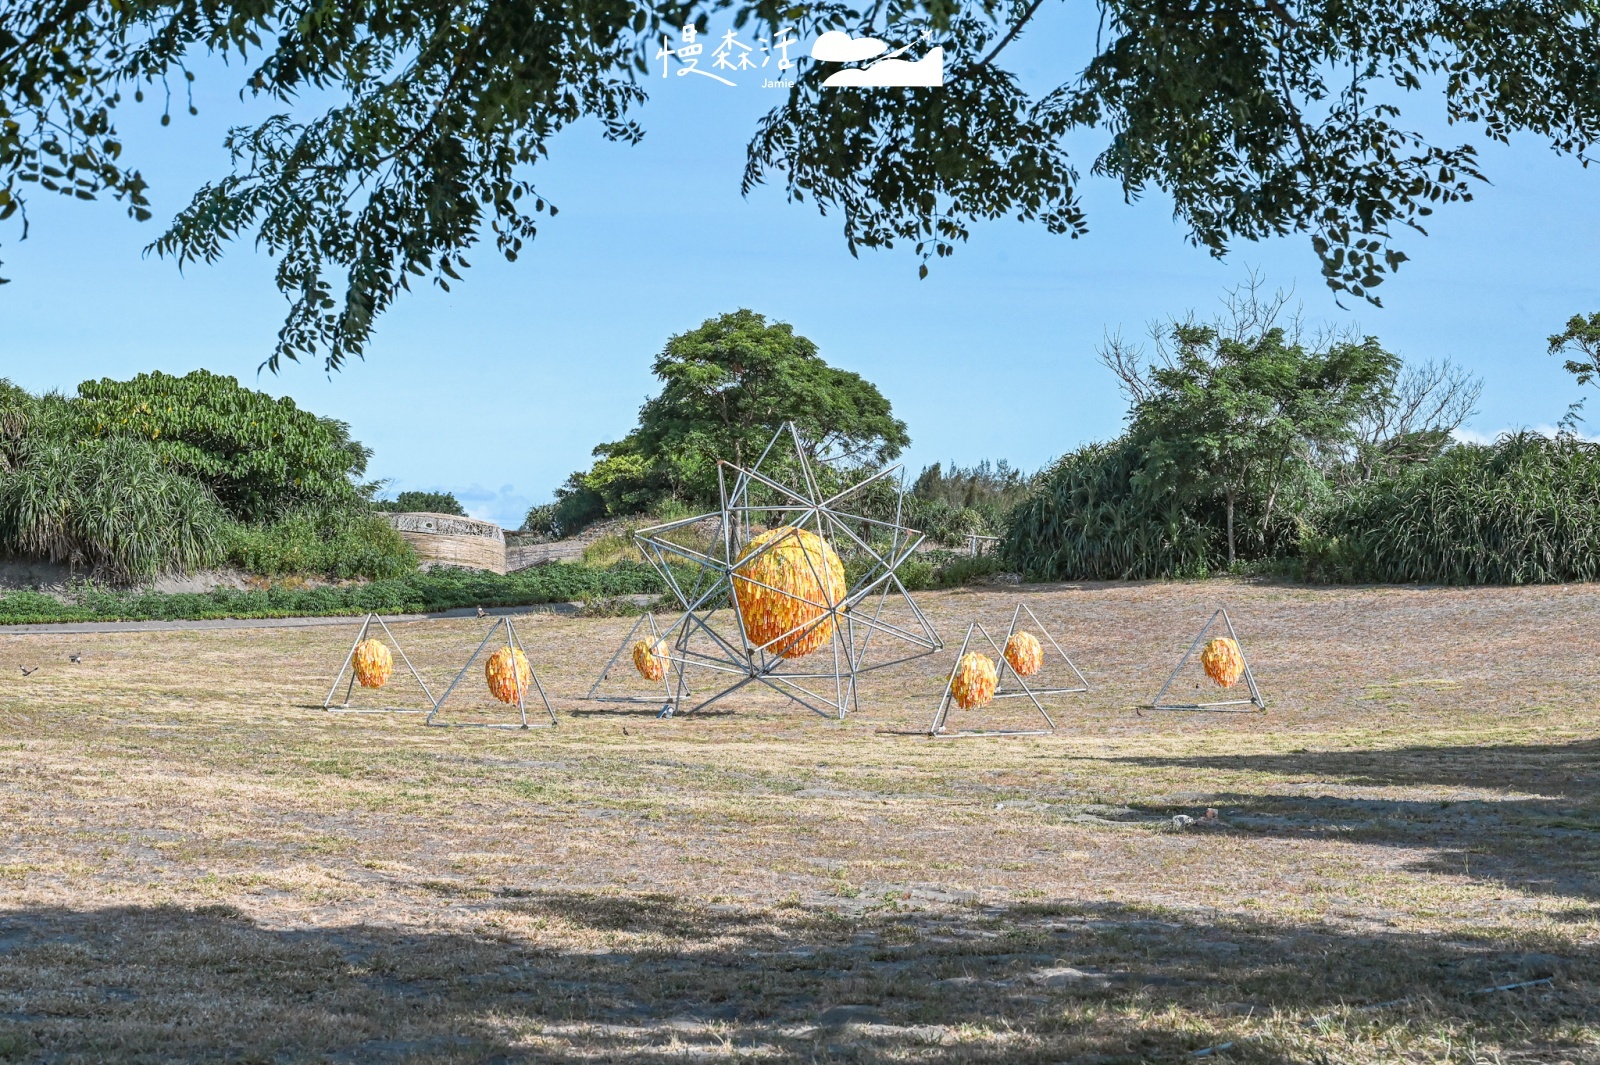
[{"x1": 0, "y1": 580, "x2": 1596, "y2": 1063}]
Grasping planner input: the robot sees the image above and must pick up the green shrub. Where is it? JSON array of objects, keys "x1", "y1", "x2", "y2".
[
  {"x1": 0, "y1": 590, "x2": 73, "y2": 620},
  {"x1": 549, "y1": 482, "x2": 607, "y2": 538},
  {"x1": 841, "y1": 550, "x2": 1006, "y2": 592},
  {"x1": 0, "y1": 561, "x2": 671, "y2": 624},
  {"x1": 1311, "y1": 432, "x2": 1600, "y2": 584},
  {"x1": 932, "y1": 552, "x2": 1007, "y2": 588},
  {"x1": 226, "y1": 509, "x2": 416, "y2": 580},
  {"x1": 521, "y1": 502, "x2": 560, "y2": 536},
  {"x1": 1003, "y1": 438, "x2": 1218, "y2": 581}
]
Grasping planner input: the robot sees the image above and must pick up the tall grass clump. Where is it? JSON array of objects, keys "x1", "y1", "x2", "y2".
[
  {"x1": 1003, "y1": 438, "x2": 1220, "y2": 580},
  {"x1": 1308, "y1": 432, "x2": 1600, "y2": 584},
  {"x1": 0, "y1": 435, "x2": 230, "y2": 582}
]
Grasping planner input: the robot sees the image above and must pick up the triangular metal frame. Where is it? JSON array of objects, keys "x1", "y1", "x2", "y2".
[
  {"x1": 583, "y1": 611, "x2": 690, "y2": 714},
  {"x1": 632, "y1": 422, "x2": 943, "y2": 722},
  {"x1": 1148, "y1": 608, "x2": 1266, "y2": 712},
  {"x1": 995, "y1": 601, "x2": 1089, "y2": 699},
  {"x1": 322, "y1": 613, "x2": 436, "y2": 714},
  {"x1": 427, "y1": 616, "x2": 557, "y2": 729},
  {"x1": 927, "y1": 621, "x2": 1055, "y2": 737}
]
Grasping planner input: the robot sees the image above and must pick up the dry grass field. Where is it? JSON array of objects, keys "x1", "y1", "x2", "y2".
[{"x1": 1, "y1": 579, "x2": 1597, "y2": 1063}]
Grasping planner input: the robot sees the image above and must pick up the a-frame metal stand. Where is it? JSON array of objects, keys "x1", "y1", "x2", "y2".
[
  {"x1": 1149, "y1": 608, "x2": 1266, "y2": 712},
  {"x1": 998, "y1": 601, "x2": 1089, "y2": 698},
  {"x1": 322, "y1": 613, "x2": 436, "y2": 714},
  {"x1": 427, "y1": 616, "x2": 557, "y2": 729},
  {"x1": 583, "y1": 611, "x2": 688, "y2": 715},
  {"x1": 928, "y1": 621, "x2": 1056, "y2": 737}
]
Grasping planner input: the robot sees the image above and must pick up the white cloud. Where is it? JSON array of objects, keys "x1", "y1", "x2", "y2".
[
  {"x1": 1451, "y1": 424, "x2": 1600, "y2": 445},
  {"x1": 811, "y1": 31, "x2": 889, "y2": 62},
  {"x1": 822, "y1": 49, "x2": 944, "y2": 87},
  {"x1": 454, "y1": 483, "x2": 535, "y2": 529}
]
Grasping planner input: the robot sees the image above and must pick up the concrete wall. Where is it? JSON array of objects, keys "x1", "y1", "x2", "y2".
[{"x1": 383, "y1": 512, "x2": 506, "y2": 574}]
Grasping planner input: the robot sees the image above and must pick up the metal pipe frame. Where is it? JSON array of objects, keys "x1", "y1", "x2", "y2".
[
  {"x1": 583, "y1": 611, "x2": 691, "y2": 713},
  {"x1": 993, "y1": 601, "x2": 1090, "y2": 699},
  {"x1": 926, "y1": 621, "x2": 1055, "y2": 738},
  {"x1": 427, "y1": 616, "x2": 558, "y2": 729},
  {"x1": 322, "y1": 613, "x2": 437, "y2": 714},
  {"x1": 1148, "y1": 608, "x2": 1266, "y2": 713},
  {"x1": 630, "y1": 422, "x2": 943, "y2": 721}
]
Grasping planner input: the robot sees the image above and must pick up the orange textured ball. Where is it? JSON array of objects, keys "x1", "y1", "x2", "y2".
[
  {"x1": 485, "y1": 646, "x2": 533, "y2": 704},
  {"x1": 632, "y1": 638, "x2": 668, "y2": 682},
  {"x1": 1003, "y1": 631, "x2": 1043, "y2": 677},
  {"x1": 949, "y1": 652, "x2": 999, "y2": 710},
  {"x1": 731, "y1": 526, "x2": 847, "y2": 659},
  {"x1": 1200, "y1": 637, "x2": 1245, "y2": 688},
  {"x1": 351, "y1": 638, "x2": 393, "y2": 689}
]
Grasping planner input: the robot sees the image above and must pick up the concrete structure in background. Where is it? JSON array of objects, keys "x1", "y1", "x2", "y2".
[{"x1": 383, "y1": 512, "x2": 506, "y2": 574}]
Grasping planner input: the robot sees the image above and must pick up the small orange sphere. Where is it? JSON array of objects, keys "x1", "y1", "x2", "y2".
[
  {"x1": 950, "y1": 652, "x2": 999, "y2": 710},
  {"x1": 1004, "y1": 630, "x2": 1044, "y2": 677},
  {"x1": 1200, "y1": 637, "x2": 1245, "y2": 688},
  {"x1": 632, "y1": 638, "x2": 668, "y2": 682},
  {"x1": 485, "y1": 646, "x2": 533, "y2": 704},
  {"x1": 351, "y1": 639, "x2": 393, "y2": 689}
]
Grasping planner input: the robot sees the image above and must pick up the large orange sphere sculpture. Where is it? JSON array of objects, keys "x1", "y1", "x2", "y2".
[{"x1": 731, "y1": 526, "x2": 847, "y2": 659}]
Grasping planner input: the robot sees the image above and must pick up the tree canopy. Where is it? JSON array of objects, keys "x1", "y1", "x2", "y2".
[
  {"x1": 72, "y1": 370, "x2": 373, "y2": 521},
  {"x1": 551, "y1": 309, "x2": 907, "y2": 530},
  {"x1": 1125, "y1": 321, "x2": 1397, "y2": 564},
  {"x1": 375, "y1": 490, "x2": 468, "y2": 516},
  {"x1": 4, "y1": 0, "x2": 1599, "y2": 370},
  {"x1": 1007, "y1": 284, "x2": 1479, "y2": 578}
]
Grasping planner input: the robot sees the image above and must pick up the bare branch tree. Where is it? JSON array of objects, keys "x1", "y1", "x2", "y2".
[
  {"x1": 1096, "y1": 328, "x2": 1157, "y2": 405},
  {"x1": 1348, "y1": 358, "x2": 1483, "y2": 482},
  {"x1": 1098, "y1": 274, "x2": 1353, "y2": 408}
]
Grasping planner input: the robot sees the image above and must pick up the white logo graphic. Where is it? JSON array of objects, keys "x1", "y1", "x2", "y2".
[
  {"x1": 656, "y1": 25, "x2": 800, "y2": 87},
  {"x1": 812, "y1": 30, "x2": 943, "y2": 87}
]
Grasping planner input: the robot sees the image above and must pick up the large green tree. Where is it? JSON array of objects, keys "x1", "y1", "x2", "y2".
[
  {"x1": 72, "y1": 370, "x2": 373, "y2": 521},
  {"x1": 1108, "y1": 304, "x2": 1397, "y2": 565},
  {"x1": 4, "y1": 1, "x2": 1599, "y2": 370},
  {"x1": 556, "y1": 309, "x2": 907, "y2": 527}
]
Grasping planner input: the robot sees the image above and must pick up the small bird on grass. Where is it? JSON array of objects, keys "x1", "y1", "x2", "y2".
[
  {"x1": 68, "y1": 653, "x2": 82, "y2": 663},
  {"x1": 19, "y1": 666, "x2": 38, "y2": 676},
  {"x1": 476, "y1": 606, "x2": 487, "y2": 618}
]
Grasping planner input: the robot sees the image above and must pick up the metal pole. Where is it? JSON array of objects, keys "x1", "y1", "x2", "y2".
[
  {"x1": 428, "y1": 618, "x2": 504, "y2": 726},
  {"x1": 1150, "y1": 609, "x2": 1221, "y2": 710},
  {"x1": 324, "y1": 613, "x2": 373, "y2": 709}
]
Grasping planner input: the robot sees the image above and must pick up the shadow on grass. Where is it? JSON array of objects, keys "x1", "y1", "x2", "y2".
[
  {"x1": 0, "y1": 893, "x2": 1592, "y2": 1064},
  {"x1": 1112, "y1": 740, "x2": 1600, "y2": 899}
]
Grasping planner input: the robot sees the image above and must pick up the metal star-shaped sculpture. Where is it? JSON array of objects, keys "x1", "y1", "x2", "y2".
[{"x1": 615, "y1": 423, "x2": 942, "y2": 719}]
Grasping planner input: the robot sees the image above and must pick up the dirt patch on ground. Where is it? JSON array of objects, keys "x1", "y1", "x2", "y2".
[{"x1": 0, "y1": 579, "x2": 1596, "y2": 1062}]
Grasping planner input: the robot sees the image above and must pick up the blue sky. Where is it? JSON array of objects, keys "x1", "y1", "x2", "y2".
[{"x1": 2, "y1": 11, "x2": 1597, "y2": 527}]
